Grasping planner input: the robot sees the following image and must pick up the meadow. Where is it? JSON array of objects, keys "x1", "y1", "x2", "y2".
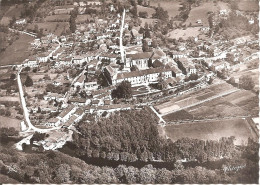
[
  {"x1": 164, "y1": 118, "x2": 256, "y2": 145},
  {"x1": 0, "y1": 115, "x2": 21, "y2": 131},
  {"x1": 0, "y1": 34, "x2": 34, "y2": 66},
  {"x1": 150, "y1": 0, "x2": 181, "y2": 19}
]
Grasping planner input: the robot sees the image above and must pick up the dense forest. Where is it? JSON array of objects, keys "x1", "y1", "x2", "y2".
[
  {"x1": 73, "y1": 108, "x2": 238, "y2": 163},
  {"x1": 0, "y1": 138, "x2": 258, "y2": 184}
]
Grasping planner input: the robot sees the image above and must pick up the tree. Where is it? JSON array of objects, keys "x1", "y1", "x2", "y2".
[
  {"x1": 69, "y1": 16, "x2": 76, "y2": 33},
  {"x1": 142, "y1": 40, "x2": 149, "y2": 52},
  {"x1": 112, "y1": 81, "x2": 132, "y2": 99},
  {"x1": 25, "y1": 76, "x2": 33, "y2": 87},
  {"x1": 10, "y1": 73, "x2": 16, "y2": 80},
  {"x1": 239, "y1": 75, "x2": 255, "y2": 90},
  {"x1": 139, "y1": 11, "x2": 148, "y2": 18},
  {"x1": 137, "y1": 0, "x2": 143, "y2": 5}
]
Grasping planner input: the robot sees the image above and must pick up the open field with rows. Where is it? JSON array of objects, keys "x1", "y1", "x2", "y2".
[
  {"x1": 164, "y1": 118, "x2": 256, "y2": 145},
  {"x1": 156, "y1": 82, "x2": 236, "y2": 115},
  {"x1": 163, "y1": 88, "x2": 258, "y2": 122}
]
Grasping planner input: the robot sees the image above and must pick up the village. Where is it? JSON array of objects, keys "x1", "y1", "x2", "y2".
[{"x1": 0, "y1": 0, "x2": 258, "y2": 151}]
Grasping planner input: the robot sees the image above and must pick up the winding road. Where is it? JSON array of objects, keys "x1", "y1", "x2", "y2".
[{"x1": 17, "y1": 68, "x2": 60, "y2": 133}]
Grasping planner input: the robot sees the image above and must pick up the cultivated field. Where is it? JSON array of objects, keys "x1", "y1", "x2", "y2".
[
  {"x1": 137, "y1": 5, "x2": 155, "y2": 18},
  {"x1": 0, "y1": 115, "x2": 21, "y2": 131},
  {"x1": 168, "y1": 27, "x2": 201, "y2": 40},
  {"x1": 150, "y1": 0, "x2": 181, "y2": 18},
  {"x1": 164, "y1": 118, "x2": 256, "y2": 145},
  {"x1": 156, "y1": 82, "x2": 236, "y2": 115},
  {"x1": 0, "y1": 35, "x2": 34, "y2": 66}
]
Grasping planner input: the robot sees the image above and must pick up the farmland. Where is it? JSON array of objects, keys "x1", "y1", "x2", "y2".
[
  {"x1": 0, "y1": 34, "x2": 34, "y2": 66},
  {"x1": 0, "y1": 115, "x2": 21, "y2": 131},
  {"x1": 76, "y1": 14, "x2": 92, "y2": 24},
  {"x1": 164, "y1": 118, "x2": 256, "y2": 145},
  {"x1": 156, "y1": 82, "x2": 236, "y2": 115},
  {"x1": 150, "y1": 0, "x2": 181, "y2": 18},
  {"x1": 168, "y1": 27, "x2": 201, "y2": 40}
]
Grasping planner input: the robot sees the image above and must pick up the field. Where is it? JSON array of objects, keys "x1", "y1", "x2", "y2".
[
  {"x1": 150, "y1": 0, "x2": 181, "y2": 18},
  {"x1": 168, "y1": 27, "x2": 201, "y2": 40},
  {"x1": 164, "y1": 118, "x2": 256, "y2": 145},
  {"x1": 27, "y1": 22, "x2": 69, "y2": 36},
  {"x1": 184, "y1": 1, "x2": 223, "y2": 26},
  {"x1": 156, "y1": 82, "x2": 235, "y2": 115},
  {"x1": 44, "y1": 14, "x2": 70, "y2": 22},
  {"x1": 0, "y1": 115, "x2": 21, "y2": 131},
  {"x1": 140, "y1": 18, "x2": 158, "y2": 27},
  {"x1": 76, "y1": 14, "x2": 92, "y2": 23},
  {"x1": 137, "y1": 5, "x2": 155, "y2": 18},
  {"x1": 0, "y1": 34, "x2": 34, "y2": 66},
  {"x1": 237, "y1": 0, "x2": 259, "y2": 12},
  {"x1": 163, "y1": 89, "x2": 259, "y2": 121},
  {"x1": 0, "y1": 96, "x2": 19, "y2": 102}
]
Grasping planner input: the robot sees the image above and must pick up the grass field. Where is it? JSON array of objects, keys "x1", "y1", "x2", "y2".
[
  {"x1": 150, "y1": 0, "x2": 181, "y2": 18},
  {"x1": 140, "y1": 18, "x2": 158, "y2": 27},
  {"x1": 164, "y1": 118, "x2": 256, "y2": 145},
  {"x1": 168, "y1": 27, "x2": 201, "y2": 40},
  {"x1": 0, "y1": 34, "x2": 34, "y2": 66},
  {"x1": 44, "y1": 14, "x2": 70, "y2": 22},
  {"x1": 0, "y1": 96, "x2": 19, "y2": 102},
  {"x1": 76, "y1": 14, "x2": 92, "y2": 23},
  {"x1": 27, "y1": 22, "x2": 69, "y2": 36},
  {"x1": 0, "y1": 115, "x2": 21, "y2": 131},
  {"x1": 185, "y1": 2, "x2": 219, "y2": 26},
  {"x1": 238, "y1": 0, "x2": 259, "y2": 11},
  {"x1": 137, "y1": 5, "x2": 155, "y2": 18}
]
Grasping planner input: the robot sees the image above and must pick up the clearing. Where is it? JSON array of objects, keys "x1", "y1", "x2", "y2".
[
  {"x1": 168, "y1": 27, "x2": 201, "y2": 40},
  {"x1": 150, "y1": 0, "x2": 181, "y2": 18},
  {"x1": 164, "y1": 118, "x2": 257, "y2": 145},
  {"x1": 237, "y1": 0, "x2": 259, "y2": 12},
  {"x1": 0, "y1": 34, "x2": 34, "y2": 66},
  {"x1": 0, "y1": 115, "x2": 21, "y2": 131}
]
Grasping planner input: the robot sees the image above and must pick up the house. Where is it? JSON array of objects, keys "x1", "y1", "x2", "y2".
[
  {"x1": 150, "y1": 48, "x2": 168, "y2": 64},
  {"x1": 69, "y1": 97, "x2": 86, "y2": 106},
  {"x1": 15, "y1": 19, "x2": 26, "y2": 25},
  {"x1": 74, "y1": 73, "x2": 86, "y2": 89},
  {"x1": 249, "y1": 18, "x2": 254, "y2": 24},
  {"x1": 73, "y1": 55, "x2": 86, "y2": 64},
  {"x1": 212, "y1": 61, "x2": 230, "y2": 72},
  {"x1": 125, "y1": 52, "x2": 153, "y2": 69},
  {"x1": 85, "y1": 81, "x2": 98, "y2": 91},
  {"x1": 57, "y1": 105, "x2": 77, "y2": 122},
  {"x1": 219, "y1": 9, "x2": 228, "y2": 16},
  {"x1": 86, "y1": 1, "x2": 101, "y2": 6},
  {"x1": 24, "y1": 56, "x2": 38, "y2": 67},
  {"x1": 177, "y1": 58, "x2": 197, "y2": 75},
  {"x1": 131, "y1": 29, "x2": 143, "y2": 44},
  {"x1": 45, "y1": 117, "x2": 60, "y2": 127},
  {"x1": 105, "y1": 66, "x2": 173, "y2": 86}
]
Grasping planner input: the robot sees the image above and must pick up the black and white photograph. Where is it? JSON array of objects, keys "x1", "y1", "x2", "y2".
[{"x1": 0, "y1": 0, "x2": 259, "y2": 184}]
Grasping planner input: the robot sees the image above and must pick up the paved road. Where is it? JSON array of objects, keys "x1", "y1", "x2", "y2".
[
  {"x1": 9, "y1": 28, "x2": 37, "y2": 38},
  {"x1": 17, "y1": 68, "x2": 60, "y2": 133}
]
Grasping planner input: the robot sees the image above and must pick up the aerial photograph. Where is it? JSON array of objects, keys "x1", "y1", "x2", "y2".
[{"x1": 0, "y1": 0, "x2": 259, "y2": 184}]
